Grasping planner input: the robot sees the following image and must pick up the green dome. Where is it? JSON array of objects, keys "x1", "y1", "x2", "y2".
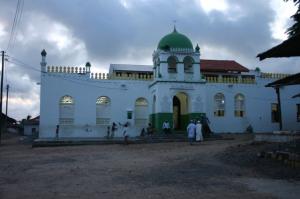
[{"x1": 157, "y1": 28, "x2": 193, "y2": 50}]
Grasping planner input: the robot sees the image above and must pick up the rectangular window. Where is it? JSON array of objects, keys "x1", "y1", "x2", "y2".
[
  {"x1": 235, "y1": 110, "x2": 244, "y2": 117},
  {"x1": 297, "y1": 104, "x2": 300, "y2": 122},
  {"x1": 271, "y1": 103, "x2": 279, "y2": 123},
  {"x1": 214, "y1": 110, "x2": 225, "y2": 117},
  {"x1": 127, "y1": 111, "x2": 133, "y2": 119}
]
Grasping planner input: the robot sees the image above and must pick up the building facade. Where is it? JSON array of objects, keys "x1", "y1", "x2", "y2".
[{"x1": 39, "y1": 28, "x2": 300, "y2": 138}]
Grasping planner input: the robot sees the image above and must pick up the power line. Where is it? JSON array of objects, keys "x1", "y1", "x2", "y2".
[
  {"x1": 11, "y1": 0, "x2": 24, "y2": 51},
  {"x1": 0, "y1": 51, "x2": 5, "y2": 145},
  {"x1": 6, "y1": 0, "x2": 24, "y2": 52},
  {"x1": 6, "y1": 0, "x2": 20, "y2": 51}
]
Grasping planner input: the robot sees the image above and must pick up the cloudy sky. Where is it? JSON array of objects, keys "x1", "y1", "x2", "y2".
[{"x1": 0, "y1": 0, "x2": 299, "y2": 120}]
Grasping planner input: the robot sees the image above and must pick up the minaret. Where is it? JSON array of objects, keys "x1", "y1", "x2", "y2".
[
  {"x1": 85, "y1": 62, "x2": 91, "y2": 74},
  {"x1": 40, "y1": 49, "x2": 47, "y2": 73}
]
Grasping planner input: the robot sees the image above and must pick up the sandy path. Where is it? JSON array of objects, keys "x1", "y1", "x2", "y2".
[{"x1": 0, "y1": 135, "x2": 298, "y2": 199}]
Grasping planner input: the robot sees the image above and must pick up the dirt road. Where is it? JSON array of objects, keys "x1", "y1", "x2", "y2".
[{"x1": 0, "y1": 134, "x2": 299, "y2": 199}]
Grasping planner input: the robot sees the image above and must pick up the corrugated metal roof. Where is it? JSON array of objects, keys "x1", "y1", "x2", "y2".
[
  {"x1": 109, "y1": 60, "x2": 249, "y2": 73},
  {"x1": 200, "y1": 59, "x2": 249, "y2": 73}
]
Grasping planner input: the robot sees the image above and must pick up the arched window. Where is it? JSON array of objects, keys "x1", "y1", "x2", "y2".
[
  {"x1": 167, "y1": 56, "x2": 177, "y2": 73},
  {"x1": 59, "y1": 95, "x2": 74, "y2": 125},
  {"x1": 96, "y1": 96, "x2": 111, "y2": 125},
  {"x1": 96, "y1": 96, "x2": 110, "y2": 105},
  {"x1": 234, "y1": 94, "x2": 245, "y2": 117},
  {"x1": 135, "y1": 97, "x2": 148, "y2": 126},
  {"x1": 183, "y1": 56, "x2": 194, "y2": 73},
  {"x1": 214, "y1": 93, "x2": 225, "y2": 117}
]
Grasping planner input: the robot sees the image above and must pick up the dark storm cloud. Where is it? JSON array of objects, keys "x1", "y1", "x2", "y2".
[
  {"x1": 21, "y1": 0, "x2": 274, "y2": 59},
  {"x1": 0, "y1": 0, "x2": 299, "y2": 119}
]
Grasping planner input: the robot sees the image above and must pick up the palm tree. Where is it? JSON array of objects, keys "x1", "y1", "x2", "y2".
[{"x1": 284, "y1": 0, "x2": 300, "y2": 37}]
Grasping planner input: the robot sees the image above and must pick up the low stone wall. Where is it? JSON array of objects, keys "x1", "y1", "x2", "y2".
[{"x1": 254, "y1": 131, "x2": 300, "y2": 143}]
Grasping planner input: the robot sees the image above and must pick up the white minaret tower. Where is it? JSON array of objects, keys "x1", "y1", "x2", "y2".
[
  {"x1": 152, "y1": 27, "x2": 202, "y2": 82},
  {"x1": 40, "y1": 49, "x2": 47, "y2": 73},
  {"x1": 85, "y1": 62, "x2": 91, "y2": 74}
]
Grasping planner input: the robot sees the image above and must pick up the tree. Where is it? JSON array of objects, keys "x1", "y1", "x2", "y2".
[{"x1": 284, "y1": 0, "x2": 300, "y2": 37}]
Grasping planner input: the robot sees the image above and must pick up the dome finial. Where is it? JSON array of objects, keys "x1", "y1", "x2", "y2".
[
  {"x1": 195, "y1": 44, "x2": 200, "y2": 53},
  {"x1": 173, "y1": 19, "x2": 177, "y2": 33}
]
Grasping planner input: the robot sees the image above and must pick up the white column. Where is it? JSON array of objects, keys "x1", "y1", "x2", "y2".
[
  {"x1": 40, "y1": 50, "x2": 47, "y2": 73},
  {"x1": 193, "y1": 63, "x2": 201, "y2": 81},
  {"x1": 177, "y1": 63, "x2": 184, "y2": 81},
  {"x1": 160, "y1": 63, "x2": 168, "y2": 80}
]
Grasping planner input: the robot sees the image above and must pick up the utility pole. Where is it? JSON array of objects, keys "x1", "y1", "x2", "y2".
[
  {"x1": 5, "y1": 84, "x2": 9, "y2": 132},
  {"x1": 0, "y1": 50, "x2": 4, "y2": 144}
]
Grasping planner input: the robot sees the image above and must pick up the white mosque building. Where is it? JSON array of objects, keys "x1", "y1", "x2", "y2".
[{"x1": 39, "y1": 28, "x2": 300, "y2": 138}]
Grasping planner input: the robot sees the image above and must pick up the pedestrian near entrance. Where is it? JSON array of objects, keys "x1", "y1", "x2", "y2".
[
  {"x1": 111, "y1": 122, "x2": 117, "y2": 138},
  {"x1": 120, "y1": 122, "x2": 129, "y2": 145},
  {"x1": 187, "y1": 120, "x2": 196, "y2": 145},
  {"x1": 55, "y1": 125, "x2": 59, "y2": 139},
  {"x1": 162, "y1": 121, "x2": 170, "y2": 134},
  {"x1": 195, "y1": 121, "x2": 203, "y2": 142},
  {"x1": 147, "y1": 123, "x2": 154, "y2": 136},
  {"x1": 106, "y1": 126, "x2": 110, "y2": 139},
  {"x1": 201, "y1": 115, "x2": 212, "y2": 138}
]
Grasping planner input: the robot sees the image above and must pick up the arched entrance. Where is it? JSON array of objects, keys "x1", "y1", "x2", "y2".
[
  {"x1": 173, "y1": 92, "x2": 188, "y2": 130},
  {"x1": 173, "y1": 96, "x2": 180, "y2": 129}
]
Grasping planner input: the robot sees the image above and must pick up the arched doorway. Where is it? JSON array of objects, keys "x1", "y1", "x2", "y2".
[
  {"x1": 173, "y1": 92, "x2": 188, "y2": 130},
  {"x1": 173, "y1": 96, "x2": 180, "y2": 129}
]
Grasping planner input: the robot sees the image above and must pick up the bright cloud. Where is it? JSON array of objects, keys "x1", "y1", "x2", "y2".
[
  {"x1": 270, "y1": 0, "x2": 297, "y2": 40},
  {"x1": 199, "y1": 0, "x2": 228, "y2": 13}
]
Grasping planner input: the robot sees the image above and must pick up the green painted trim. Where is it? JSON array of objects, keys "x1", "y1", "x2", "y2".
[
  {"x1": 150, "y1": 113, "x2": 173, "y2": 133},
  {"x1": 176, "y1": 113, "x2": 205, "y2": 131},
  {"x1": 188, "y1": 113, "x2": 206, "y2": 121},
  {"x1": 149, "y1": 112, "x2": 205, "y2": 133},
  {"x1": 180, "y1": 114, "x2": 189, "y2": 130}
]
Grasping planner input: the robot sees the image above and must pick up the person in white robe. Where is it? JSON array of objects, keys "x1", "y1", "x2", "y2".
[
  {"x1": 195, "y1": 120, "x2": 203, "y2": 142},
  {"x1": 187, "y1": 120, "x2": 196, "y2": 145}
]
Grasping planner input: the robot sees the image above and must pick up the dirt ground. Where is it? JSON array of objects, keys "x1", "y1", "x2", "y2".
[{"x1": 0, "y1": 133, "x2": 299, "y2": 199}]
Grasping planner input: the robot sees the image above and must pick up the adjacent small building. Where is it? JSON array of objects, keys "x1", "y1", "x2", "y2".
[{"x1": 23, "y1": 116, "x2": 39, "y2": 137}]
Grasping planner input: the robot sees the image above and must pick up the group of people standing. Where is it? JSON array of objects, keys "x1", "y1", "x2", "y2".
[
  {"x1": 107, "y1": 122, "x2": 130, "y2": 144},
  {"x1": 140, "y1": 123, "x2": 154, "y2": 137},
  {"x1": 187, "y1": 116, "x2": 211, "y2": 145},
  {"x1": 187, "y1": 120, "x2": 203, "y2": 145},
  {"x1": 105, "y1": 116, "x2": 211, "y2": 145}
]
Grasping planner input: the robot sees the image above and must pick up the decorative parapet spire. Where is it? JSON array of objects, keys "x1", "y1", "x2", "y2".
[
  {"x1": 40, "y1": 49, "x2": 47, "y2": 72},
  {"x1": 41, "y1": 49, "x2": 47, "y2": 57},
  {"x1": 85, "y1": 62, "x2": 91, "y2": 73},
  {"x1": 173, "y1": 19, "x2": 178, "y2": 33},
  {"x1": 173, "y1": 25, "x2": 177, "y2": 33},
  {"x1": 195, "y1": 44, "x2": 200, "y2": 53}
]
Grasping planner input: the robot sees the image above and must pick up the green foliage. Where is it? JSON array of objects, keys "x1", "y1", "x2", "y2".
[{"x1": 284, "y1": 0, "x2": 300, "y2": 37}]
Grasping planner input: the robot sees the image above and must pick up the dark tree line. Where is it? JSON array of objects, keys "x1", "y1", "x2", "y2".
[{"x1": 284, "y1": 0, "x2": 300, "y2": 37}]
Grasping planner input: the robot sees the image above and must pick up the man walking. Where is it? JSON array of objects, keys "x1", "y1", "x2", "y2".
[{"x1": 187, "y1": 120, "x2": 196, "y2": 145}]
